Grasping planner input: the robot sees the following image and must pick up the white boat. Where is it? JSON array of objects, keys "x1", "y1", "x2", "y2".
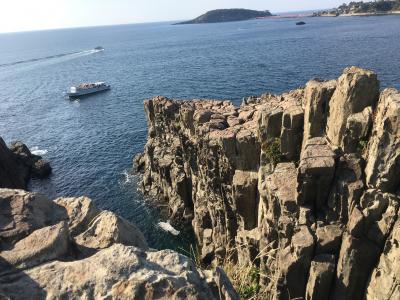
[{"x1": 68, "y1": 82, "x2": 110, "y2": 98}]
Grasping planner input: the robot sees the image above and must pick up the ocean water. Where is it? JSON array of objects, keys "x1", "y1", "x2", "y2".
[{"x1": 1, "y1": 16, "x2": 399, "y2": 251}]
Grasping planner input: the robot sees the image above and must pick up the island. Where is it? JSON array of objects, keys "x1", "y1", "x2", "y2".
[
  {"x1": 314, "y1": 0, "x2": 400, "y2": 17},
  {"x1": 175, "y1": 8, "x2": 272, "y2": 25}
]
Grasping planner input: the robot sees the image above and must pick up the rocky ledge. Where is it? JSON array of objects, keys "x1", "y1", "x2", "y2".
[
  {"x1": 0, "y1": 138, "x2": 51, "y2": 189},
  {"x1": 0, "y1": 189, "x2": 238, "y2": 299},
  {"x1": 136, "y1": 66, "x2": 400, "y2": 299}
]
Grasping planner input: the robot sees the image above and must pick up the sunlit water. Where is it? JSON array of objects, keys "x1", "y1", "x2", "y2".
[{"x1": 1, "y1": 16, "x2": 399, "y2": 251}]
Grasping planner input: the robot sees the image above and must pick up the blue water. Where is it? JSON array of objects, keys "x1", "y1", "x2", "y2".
[{"x1": 1, "y1": 16, "x2": 400, "y2": 251}]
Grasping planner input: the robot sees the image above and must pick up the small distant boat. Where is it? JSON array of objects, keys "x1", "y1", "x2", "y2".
[
  {"x1": 67, "y1": 82, "x2": 110, "y2": 98},
  {"x1": 296, "y1": 21, "x2": 306, "y2": 26},
  {"x1": 94, "y1": 46, "x2": 104, "y2": 51}
]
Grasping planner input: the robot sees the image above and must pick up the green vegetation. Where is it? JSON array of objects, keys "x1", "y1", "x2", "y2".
[
  {"x1": 316, "y1": 1, "x2": 400, "y2": 16},
  {"x1": 263, "y1": 138, "x2": 283, "y2": 165},
  {"x1": 357, "y1": 138, "x2": 369, "y2": 155},
  {"x1": 176, "y1": 9, "x2": 272, "y2": 25},
  {"x1": 223, "y1": 261, "x2": 261, "y2": 299}
]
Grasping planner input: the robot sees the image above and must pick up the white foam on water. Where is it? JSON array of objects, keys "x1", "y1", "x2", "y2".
[
  {"x1": 121, "y1": 170, "x2": 135, "y2": 184},
  {"x1": 158, "y1": 221, "x2": 180, "y2": 236},
  {"x1": 31, "y1": 146, "x2": 48, "y2": 156}
]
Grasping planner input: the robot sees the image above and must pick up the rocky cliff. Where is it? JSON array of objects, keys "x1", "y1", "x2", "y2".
[
  {"x1": 0, "y1": 138, "x2": 51, "y2": 189},
  {"x1": 137, "y1": 66, "x2": 400, "y2": 299},
  {"x1": 0, "y1": 189, "x2": 238, "y2": 299}
]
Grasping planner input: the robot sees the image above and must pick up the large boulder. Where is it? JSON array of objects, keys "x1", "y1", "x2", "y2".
[
  {"x1": 75, "y1": 210, "x2": 148, "y2": 253},
  {"x1": 0, "y1": 189, "x2": 66, "y2": 248},
  {"x1": 0, "y1": 244, "x2": 217, "y2": 300},
  {"x1": 55, "y1": 196, "x2": 100, "y2": 236},
  {"x1": 0, "y1": 222, "x2": 70, "y2": 271},
  {"x1": 0, "y1": 189, "x2": 238, "y2": 300},
  {"x1": 325, "y1": 66, "x2": 379, "y2": 148}
]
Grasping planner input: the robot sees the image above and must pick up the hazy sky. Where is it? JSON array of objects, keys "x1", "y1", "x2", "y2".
[{"x1": 0, "y1": 0, "x2": 345, "y2": 33}]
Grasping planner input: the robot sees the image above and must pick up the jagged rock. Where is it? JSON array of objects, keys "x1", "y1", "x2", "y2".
[
  {"x1": 332, "y1": 232, "x2": 381, "y2": 300},
  {"x1": 365, "y1": 88, "x2": 400, "y2": 193},
  {"x1": 302, "y1": 79, "x2": 336, "y2": 148},
  {"x1": 205, "y1": 267, "x2": 240, "y2": 300},
  {"x1": 280, "y1": 105, "x2": 304, "y2": 161},
  {"x1": 233, "y1": 170, "x2": 258, "y2": 230},
  {"x1": 0, "y1": 222, "x2": 70, "y2": 271},
  {"x1": 305, "y1": 254, "x2": 336, "y2": 300},
  {"x1": 326, "y1": 66, "x2": 379, "y2": 148},
  {"x1": 341, "y1": 106, "x2": 373, "y2": 153},
  {"x1": 0, "y1": 138, "x2": 51, "y2": 190},
  {"x1": 297, "y1": 137, "x2": 336, "y2": 211},
  {"x1": 10, "y1": 141, "x2": 52, "y2": 180},
  {"x1": 260, "y1": 163, "x2": 298, "y2": 223},
  {"x1": 331, "y1": 189, "x2": 399, "y2": 299},
  {"x1": 0, "y1": 189, "x2": 66, "y2": 248},
  {"x1": 315, "y1": 224, "x2": 343, "y2": 255},
  {"x1": 0, "y1": 189, "x2": 237, "y2": 299},
  {"x1": 360, "y1": 189, "x2": 399, "y2": 245},
  {"x1": 326, "y1": 154, "x2": 365, "y2": 224},
  {"x1": 75, "y1": 210, "x2": 148, "y2": 253},
  {"x1": 136, "y1": 68, "x2": 400, "y2": 299},
  {"x1": 55, "y1": 196, "x2": 100, "y2": 236},
  {"x1": 0, "y1": 138, "x2": 27, "y2": 189},
  {"x1": 235, "y1": 227, "x2": 261, "y2": 267},
  {"x1": 277, "y1": 225, "x2": 315, "y2": 299},
  {"x1": 0, "y1": 244, "x2": 218, "y2": 300},
  {"x1": 365, "y1": 218, "x2": 400, "y2": 300}
]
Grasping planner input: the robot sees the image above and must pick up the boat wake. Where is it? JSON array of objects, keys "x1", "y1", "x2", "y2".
[
  {"x1": 0, "y1": 47, "x2": 104, "y2": 68},
  {"x1": 31, "y1": 146, "x2": 48, "y2": 156}
]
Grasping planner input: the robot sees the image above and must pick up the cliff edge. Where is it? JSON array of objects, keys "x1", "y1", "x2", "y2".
[
  {"x1": 0, "y1": 189, "x2": 238, "y2": 299},
  {"x1": 137, "y1": 66, "x2": 400, "y2": 299}
]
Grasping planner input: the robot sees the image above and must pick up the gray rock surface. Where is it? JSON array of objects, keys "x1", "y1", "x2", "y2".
[
  {"x1": 0, "y1": 189, "x2": 237, "y2": 299},
  {"x1": 137, "y1": 67, "x2": 400, "y2": 299}
]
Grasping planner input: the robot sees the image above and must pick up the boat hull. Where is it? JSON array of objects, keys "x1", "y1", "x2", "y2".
[{"x1": 68, "y1": 85, "x2": 110, "y2": 98}]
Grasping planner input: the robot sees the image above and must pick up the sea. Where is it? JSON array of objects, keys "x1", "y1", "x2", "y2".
[{"x1": 1, "y1": 15, "x2": 399, "y2": 251}]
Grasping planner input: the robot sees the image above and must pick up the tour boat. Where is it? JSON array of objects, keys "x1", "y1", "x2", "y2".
[{"x1": 67, "y1": 82, "x2": 110, "y2": 98}]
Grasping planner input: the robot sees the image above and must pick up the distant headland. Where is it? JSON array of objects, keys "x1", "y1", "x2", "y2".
[
  {"x1": 175, "y1": 8, "x2": 273, "y2": 25},
  {"x1": 314, "y1": 0, "x2": 400, "y2": 17}
]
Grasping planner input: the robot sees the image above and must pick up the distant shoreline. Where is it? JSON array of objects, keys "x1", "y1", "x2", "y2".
[{"x1": 262, "y1": 11, "x2": 400, "y2": 20}]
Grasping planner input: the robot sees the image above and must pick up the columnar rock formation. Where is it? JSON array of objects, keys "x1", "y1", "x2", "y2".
[
  {"x1": 137, "y1": 66, "x2": 400, "y2": 299},
  {"x1": 0, "y1": 189, "x2": 238, "y2": 299}
]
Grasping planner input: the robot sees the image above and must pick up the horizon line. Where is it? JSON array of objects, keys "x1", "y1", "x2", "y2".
[{"x1": 0, "y1": 7, "x2": 334, "y2": 35}]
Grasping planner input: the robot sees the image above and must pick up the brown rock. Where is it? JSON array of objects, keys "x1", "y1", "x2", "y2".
[
  {"x1": 306, "y1": 254, "x2": 336, "y2": 300},
  {"x1": 0, "y1": 222, "x2": 70, "y2": 271},
  {"x1": 55, "y1": 196, "x2": 100, "y2": 236},
  {"x1": 302, "y1": 79, "x2": 336, "y2": 148},
  {"x1": 297, "y1": 137, "x2": 336, "y2": 211},
  {"x1": 75, "y1": 210, "x2": 148, "y2": 253},
  {"x1": 365, "y1": 88, "x2": 400, "y2": 193},
  {"x1": 326, "y1": 66, "x2": 379, "y2": 148},
  {"x1": 0, "y1": 189, "x2": 66, "y2": 248}
]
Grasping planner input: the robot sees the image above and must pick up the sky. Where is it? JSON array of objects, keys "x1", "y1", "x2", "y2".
[{"x1": 0, "y1": 0, "x2": 346, "y2": 33}]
